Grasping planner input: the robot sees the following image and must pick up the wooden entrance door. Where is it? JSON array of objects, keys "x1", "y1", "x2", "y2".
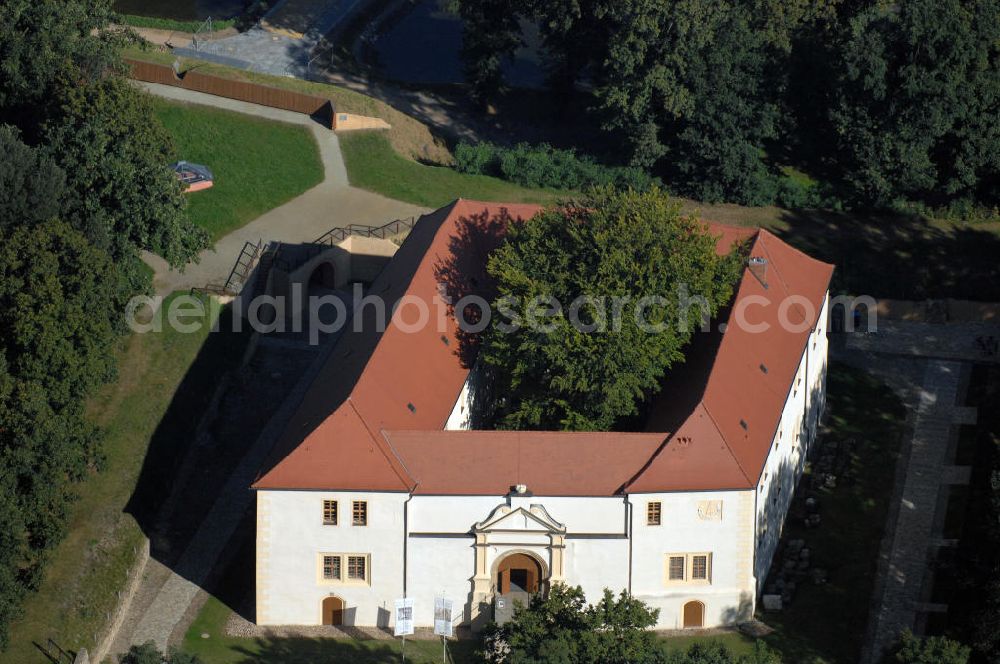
[
  {"x1": 682, "y1": 600, "x2": 704, "y2": 628},
  {"x1": 496, "y1": 553, "x2": 542, "y2": 594},
  {"x1": 322, "y1": 596, "x2": 344, "y2": 626}
]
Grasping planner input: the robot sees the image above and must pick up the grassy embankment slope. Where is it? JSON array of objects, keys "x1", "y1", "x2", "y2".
[{"x1": 3, "y1": 296, "x2": 247, "y2": 664}]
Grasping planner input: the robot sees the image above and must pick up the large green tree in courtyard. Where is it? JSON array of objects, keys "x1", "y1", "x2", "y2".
[{"x1": 479, "y1": 188, "x2": 744, "y2": 431}]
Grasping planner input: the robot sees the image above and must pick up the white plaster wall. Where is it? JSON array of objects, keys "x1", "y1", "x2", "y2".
[
  {"x1": 563, "y1": 538, "x2": 630, "y2": 602},
  {"x1": 409, "y1": 496, "x2": 626, "y2": 537},
  {"x1": 508, "y1": 495, "x2": 627, "y2": 534},
  {"x1": 753, "y1": 293, "x2": 830, "y2": 588},
  {"x1": 628, "y1": 489, "x2": 755, "y2": 628},
  {"x1": 444, "y1": 375, "x2": 473, "y2": 430},
  {"x1": 257, "y1": 490, "x2": 407, "y2": 626},
  {"x1": 409, "y1": 495, "x2": 503, "y2": 533},
  {"x1": 407, "y1": 536, "x2": 477, "y2": 625}
]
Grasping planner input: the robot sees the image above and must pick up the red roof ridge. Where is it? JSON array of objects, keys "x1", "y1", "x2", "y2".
[
  {"x1": 382, "y1": 429, "x2": 675, "y2": 437},
  {"x1": 347, "y1": 399, "x2": 415, "y2": 490},
  {"x1": 377, "y1": 426, "x2": 420, "y2": 492},
  {"x1": 758, "y1": 227, "x2": 835, "y2": 268},
  {"x1": 755, "y1": 233, "x2": 794, "y2": 299},
  {"x1": 700, "y1": 399, "x2": 755, "y2": 487}
]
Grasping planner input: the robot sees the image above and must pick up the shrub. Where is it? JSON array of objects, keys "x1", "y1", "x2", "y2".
[
  {"x1": 118, "y1": 642, "x2": 204, "y2": 664},
  {"x1": 454, "y1": 141, "x2": 660, "y2": 191},
  {"x1": 454, "y1": 141, "x2": 498, "y2": 175},
  {"x1": 888, "y1": 631, "x2": 970, "y2": 664}
]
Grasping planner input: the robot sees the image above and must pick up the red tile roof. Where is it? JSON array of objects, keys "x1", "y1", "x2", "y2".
[
  {"x1": 385, "y1": 430, "x2": 666, "y2": 496},
  {"x1": 252, "y1": 200, "x2": 833, "y2": 495}
]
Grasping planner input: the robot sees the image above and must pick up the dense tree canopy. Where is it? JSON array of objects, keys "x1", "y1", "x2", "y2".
[
  {"x1": 0, "y1": 221, "x2": 122, "y2": 647},
  {"x1": 0, "y1": 0, "x2": 126, "y2": 125},
  {"x1": 457, "y1": 0, "x2": 1000, "y2": 210},
  {"x1": 830, "y1": 0, "x2": 1000, "y2": 206},
  {"x1": 889, "y1": 631, "x2": 971, "y2": 664},
  {"x1": 0, "y1": 125, "x2": 65, "y2": 228},
  {"x1": 479, "y1": 188, "x2": 744, "y2": 430},
  {"x1": 43, "y1": 76, "x2": 207, "y2": 268},
  {"x1": 0, "y1": 0, "x2": 209, "y2": 648}
]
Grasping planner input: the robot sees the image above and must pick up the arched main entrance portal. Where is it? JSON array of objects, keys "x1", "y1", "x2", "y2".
[
  {"x1": 682, "y1": 600, "x2": 705, "y2": 628},
  {"x1": 495, "y1": 552, "x2": 544, "y2": 594},
  {"x1": 322, "y1": 596, "x2": 344, "y2": 626}
]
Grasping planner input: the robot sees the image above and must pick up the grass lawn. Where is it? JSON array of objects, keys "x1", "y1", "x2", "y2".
[
  {"x1": 183, "y1": 596, "x2": 479, "y2": 664},
  {"x1": 759, "y1": 363, "x2": 906, "y2": 664},
  {"x1": 339, "y1": 131, "x2": 571, "y2": 208},
  {"x1": 661, "y1": 631, "x2": 759, "y2": 656},
  {"x1": 126, "y1": 47, "x2": 453, "y2": 165},
  {"x1": 1, "y1": 295, "x2": 248, "y2": 664},
  {"x1": 183, "y1": 595, "x2": 763, "y2": 664},
  {"x1": 150, "y1": 98, "x2": 324, "y2": 242}
]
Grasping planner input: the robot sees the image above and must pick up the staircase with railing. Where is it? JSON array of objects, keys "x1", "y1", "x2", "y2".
[{"x1": 190, "y1": 216, "x2": 418, "y2": 298}]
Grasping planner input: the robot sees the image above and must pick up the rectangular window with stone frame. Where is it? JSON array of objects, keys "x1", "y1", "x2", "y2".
[
  {"x1": 323, "y1": 500, "x2": 338, "y2": 525},
  {"x1": 352, "y1": 500, "x2": 367, "y2": 526},
  {"x1": 319, "y1": 553, "x2": 370, "y2": 585},
  {"x1": 665, "y1": 553, "x2": 712, "y2": 585},
  {"x1": 647, "y1": 502, "x2": 662, "y2": 526},
  {"x1": 322, "y1": 555, "x2": 341, "y2": 580}
]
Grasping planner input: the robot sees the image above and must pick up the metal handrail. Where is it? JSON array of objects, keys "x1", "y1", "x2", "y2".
[
  {"x1": 223, "y1": 239, "x2": 263, "y2": 294},
  {"x1": 313, "y1": 216, "x2": 416, "y2": 246}
]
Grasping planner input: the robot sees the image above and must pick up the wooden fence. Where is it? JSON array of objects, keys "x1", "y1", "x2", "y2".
[{"x1": 125, "y1": 58, "x2": 336, "y2": 129}]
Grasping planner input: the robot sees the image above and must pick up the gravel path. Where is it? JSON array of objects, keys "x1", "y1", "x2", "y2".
[{"x1": 139, "y1": 82, "x2": 426, "y2": 296}]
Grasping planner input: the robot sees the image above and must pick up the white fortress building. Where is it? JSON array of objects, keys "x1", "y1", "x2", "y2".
[{"x1": 252, "y1": 200, "x2": 833, "y2": 631}]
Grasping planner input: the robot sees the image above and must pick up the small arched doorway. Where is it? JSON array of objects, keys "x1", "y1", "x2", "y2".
[
  {"x1": 322, "y1": 596, "x2": 344, "y2": 626},
  {"x1": 682, "y1": 600, "x2": 705, "y2": 628},
  {"x1": 495, "y1": 553, "x2": 543, "y2": 594},
  {"x1": 310, "y1": 262, "x2": 337, "y2": 289}
]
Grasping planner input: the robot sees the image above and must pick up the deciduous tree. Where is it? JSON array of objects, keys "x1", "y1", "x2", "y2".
[
  {"x1": 480, "y1": 188, "x2": 744, "y2": 430},
  {"x1": 43, "y1": 76, "x2": 208, "y2": 269}
]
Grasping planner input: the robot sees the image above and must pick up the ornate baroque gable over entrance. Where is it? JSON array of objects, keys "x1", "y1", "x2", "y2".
[{"x1": 470, "y1": 503, "x2": 567, "y2": 624}]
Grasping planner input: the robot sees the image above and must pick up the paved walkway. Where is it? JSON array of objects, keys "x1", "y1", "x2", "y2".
[
  {"x1": 835, "y1": 319, "x2": 1000, "y2": 663},
  {"x1": 139, "y1": 82, "x2": 426, "y2": 296},
  {"x1": 178, "y1": 0, "x2": 362, "y2": 77},
  {"x1": 862, "y1": 359, "x2": 965, "y2": 662}
]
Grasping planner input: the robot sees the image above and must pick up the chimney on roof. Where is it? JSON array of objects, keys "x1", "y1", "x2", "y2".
[{"x1": 748, "y1": 256, "x2": 768, "y2": 288}]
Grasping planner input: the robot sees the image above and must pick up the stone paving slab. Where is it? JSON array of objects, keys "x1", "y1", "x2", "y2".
[
  {"x1": 863, "y1": 359, "x2": 964, "y2": 663},
  {"x1": 846, "y1": 320, "x2": 1000, "y2": 363},
  {"x1": 940, "y1": 465, "x2": 973, "y2": 485},
  {"x1": 951, "y1": 406, "x2": 978, "y2": 425}
]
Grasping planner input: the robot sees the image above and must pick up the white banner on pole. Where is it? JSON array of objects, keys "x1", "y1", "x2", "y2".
[
  {"x1": 433, "y1": 597, "x2": 453, "y2": 637},
  {"x1": 394, "y1": 597, "x2": 415, "y2": 636}
]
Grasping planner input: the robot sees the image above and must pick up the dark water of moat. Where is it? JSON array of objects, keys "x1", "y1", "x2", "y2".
[{"x1": 373, "y1": 0, "x2": 544, "y2": 89}]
